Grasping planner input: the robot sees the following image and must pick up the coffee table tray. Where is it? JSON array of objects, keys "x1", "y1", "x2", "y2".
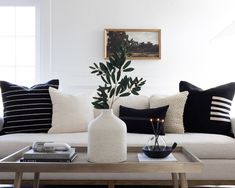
[{"x1": 0, "y1": 146, "x2": 203, "y2": 188}]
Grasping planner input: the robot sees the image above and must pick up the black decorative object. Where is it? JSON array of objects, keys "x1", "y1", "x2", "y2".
[
  {"x1": 142, "y1": 118, "x2": 177, "y2": 158},
  {"x1": 142, "y1": 143, "x2": 177, "y2": 158}
]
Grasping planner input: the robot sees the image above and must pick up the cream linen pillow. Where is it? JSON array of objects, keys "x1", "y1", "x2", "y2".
[
  {"x1": 48, "y1": 87, "x2": 94, "y2": 133},
  {"x1": 150, "y1": 91, "x2": 188, "y2": 133}
]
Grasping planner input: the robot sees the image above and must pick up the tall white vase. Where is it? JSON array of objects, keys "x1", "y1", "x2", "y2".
[{"x1": 88, "y1": 109, "x2": 127, "y2": 163}]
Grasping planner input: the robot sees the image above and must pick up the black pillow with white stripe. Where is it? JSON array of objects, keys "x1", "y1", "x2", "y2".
[
  {"x1": 180, "y1": 81, "x2": 235, "y2": 137},
  {"x1": 0, "y1": 80, "x2": 59, "y2": 135}
]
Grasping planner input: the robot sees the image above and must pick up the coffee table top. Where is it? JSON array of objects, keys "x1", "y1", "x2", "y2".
[{"x1": 0, "y1": 146, "x2": 202, "y2": 173}]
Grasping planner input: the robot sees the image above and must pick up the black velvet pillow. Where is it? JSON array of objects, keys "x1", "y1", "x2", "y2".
[
  {"x1": 119, "y1": 105, "x2": 169, "y2": 135},
  {"x1": 180, "y1": 81, "x2": 235, "y2": 137},
  {"x1": 0, "y1": 79, "x2": 59, "y2": 134}
]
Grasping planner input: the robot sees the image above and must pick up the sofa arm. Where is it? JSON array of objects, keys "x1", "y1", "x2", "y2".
[
  {"x1": 0, "y1": 115, "x2": 3, "y2": 132},
  {"x1": 231, "y1": 117, "x2": 235, "y2": 136}
]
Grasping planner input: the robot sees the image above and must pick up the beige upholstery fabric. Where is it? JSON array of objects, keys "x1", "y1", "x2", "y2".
[
  {"x1": 48, "y1": 88, "x2": 94, "y2": 133},
  {"x1": 0, "y1": 132, "x2": 235, "y2": 159},
  {"x1": 150, "y1": 92, "x2": 188, "y2": 133},
  {"x1": 0, "y1": 116, "x2": 3, "y2": 132},
  {"x1": 231, "y1": 117, "x2": 235, "y2": 136},
  {"x1": 94, "y1": 95, "x2": 149, "y2": 117}
]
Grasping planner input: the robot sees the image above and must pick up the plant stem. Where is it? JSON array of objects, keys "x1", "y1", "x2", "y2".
[{"x1": 109, "y1": 70, "x2": 118, "y2": 108}]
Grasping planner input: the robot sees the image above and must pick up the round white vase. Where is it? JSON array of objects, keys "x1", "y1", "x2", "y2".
[{"x1": 88, "y1": 109, "x2": 127, "y2": 163}]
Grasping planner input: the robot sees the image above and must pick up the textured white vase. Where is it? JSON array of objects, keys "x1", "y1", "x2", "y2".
[{"x1": 88, "y1": 109, "x2": 127, "y2": 163}]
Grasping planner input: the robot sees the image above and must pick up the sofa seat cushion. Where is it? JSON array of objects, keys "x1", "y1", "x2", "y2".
[
  {"x1": 0, "y1": 132, "x2": 88, "y2": 158},
  {"x1": 0, "y1": 132, "x2": 235, "y2": 159},
  {"x1": 162, "y1": 133, "x2": 235, "y2": 159}
]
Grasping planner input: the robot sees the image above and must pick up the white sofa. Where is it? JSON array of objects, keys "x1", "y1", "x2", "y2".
[{"x1": 1, "y1": 95, "x2": 235, "y2": 186}]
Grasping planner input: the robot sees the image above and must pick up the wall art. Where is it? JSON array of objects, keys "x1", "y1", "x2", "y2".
[{"x1": 104, "y1": 29, "x2": 161, "y2": 60}]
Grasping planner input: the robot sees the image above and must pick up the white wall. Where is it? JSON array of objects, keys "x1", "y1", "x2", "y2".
[{"x1": 39, "y1": 0, "x2": 235, "y2": 95}]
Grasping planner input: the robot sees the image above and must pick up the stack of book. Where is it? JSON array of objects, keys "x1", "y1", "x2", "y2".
[{"x1": 21, "y1": 148, "x2": 77, "y2": 162}]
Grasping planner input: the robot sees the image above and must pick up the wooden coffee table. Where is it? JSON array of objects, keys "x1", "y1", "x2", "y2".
[{"x1": 0, "y1": 146, "x2": 202, "y2": 188}]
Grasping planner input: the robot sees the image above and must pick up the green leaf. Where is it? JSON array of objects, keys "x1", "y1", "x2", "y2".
[
  {"x1": 120, "y1": 92, "x2": 131, "y2": 97},
  {"x1": 139, "y1": 80, "x2": 146, "y2": 86},
  {"x1": 106, "y1": 74, "x2": 111, "y2": 84},
  {"x1": 93, "y1": 63, "x2": 99, "y2": 68},
  {"x1": 100, "y1": 63, "x2": 109, "y2": 74},
  {"x1": 123, "y1": 60, "x2": 131, "y2": 69},
  {"x1": 123, "y1": 68, "x2": 134, "y2": 72},
  {"x1": 101, "y1": 76, "x2": 108, "y2": 84},
  {"x1": 117, "y1": 70, "x2": 121, "y2": 81},
  {"x1": 107, "y1": 62, "x2": 113, "y2": 72},
  {"x1": 131, "y1": 90, "x2": 139, "y2": 95},
  {"x1": 91, "y1": 70, "x2": 98, "y2": 74},
  {"x1": 97, "y1": 71, "x2": 103, "y2": 75},
  {"x1": 89, "y1": 66, "x2": 96, "y2": 70},
  {"x1": 111, "y1": 72, "x2": 116, "y2": 83},
  {"x1": 116, "y1": 85, "x2": 122, "y2": 96},
  {"x1": 109, "y1": 88, "x2": 115, "y2": 98},
  {"x1": 107, "y1": 86, "x2": 112, "y2": 92},
  {"x1": 120, "y1": 56, "x2": 126, "y2": 67}
]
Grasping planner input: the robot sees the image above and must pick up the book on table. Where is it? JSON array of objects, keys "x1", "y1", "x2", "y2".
[{"x1": 21, "y1": 148, "x2": 77, "y2": 162}]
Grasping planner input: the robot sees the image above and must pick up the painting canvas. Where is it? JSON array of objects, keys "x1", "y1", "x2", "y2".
[{"x1": 104, "y1": 29, "x2": 161, "y2": 59}]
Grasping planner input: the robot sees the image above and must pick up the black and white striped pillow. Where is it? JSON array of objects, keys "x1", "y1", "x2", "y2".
[
  {"x1": 0, "y1": 80, "x2": 59, "y2": 134},
  {"x1": 180, "y1": 81, "x2": 235, "y2": 137}
]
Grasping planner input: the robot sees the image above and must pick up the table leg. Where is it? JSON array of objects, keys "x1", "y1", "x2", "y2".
[
  {"x1": 33, "y1": 172, "x2": 40, "y2": 188},
  {"x1": 14, "y1": 172, "x2": 23, "y2": 188},
  {"x1": 171, "y1": 173, "x2": 179, "y2": 188},
  {"x1": 179, "y1": 173, "x2": 188, "y2": 188}
]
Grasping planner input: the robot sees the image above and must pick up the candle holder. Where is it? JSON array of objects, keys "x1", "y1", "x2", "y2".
[{"x1": 142, "y1": 118, "x2": 177, "y2": 158}]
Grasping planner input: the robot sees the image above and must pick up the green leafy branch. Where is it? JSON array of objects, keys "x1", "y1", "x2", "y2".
[{"x1": 89, "y1": 47, "x2": 146, "y2": 109}]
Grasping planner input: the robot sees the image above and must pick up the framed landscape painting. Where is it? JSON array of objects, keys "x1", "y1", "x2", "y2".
[{"x1": 104, "y1": 29, "x2": 161, "y2": 60}]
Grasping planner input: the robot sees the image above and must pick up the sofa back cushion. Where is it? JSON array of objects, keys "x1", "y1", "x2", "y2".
[{"x1": 0, "y1": 80, "x2": 59, "y2": 134}]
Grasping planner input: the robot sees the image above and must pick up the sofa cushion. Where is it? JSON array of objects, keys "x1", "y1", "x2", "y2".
[
  {"x1": 180, "y1": 81, "x2": 235, "y2": 137},
  {"x1": 150, "y1": 92, "x2": 188, "y2": 133},
  {"x1": 0, "y1": 80, "x2": 59, "y2": 134},
  {"x1": 119, "y1": 105, "x2": 169, "y2": 135},
  {"x1": 0, "y1": 132, "x2": 235, "y2": 159},
  {"x1": 48, "y1": 88, "x2": 94, "y2": 133}
]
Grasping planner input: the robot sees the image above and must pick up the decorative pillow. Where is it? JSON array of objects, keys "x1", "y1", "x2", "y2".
[
  {"x1": 119, "y1": 105, "x2": 169, "y2": 135},
  {"x1": 0, "y1": 80, "x2": 59, "y2": 134},
  {"x1": 179, "y1": 81, "x2": 235, "y2": 137},
  {"x1": 150, "y1": 91, "x2": 189, "y2": 133},
  {"x1": 48, "y1": 87, "x2": 94, "y2": 134}
]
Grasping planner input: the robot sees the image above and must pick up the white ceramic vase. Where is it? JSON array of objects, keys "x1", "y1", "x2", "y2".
[{"x1": 88, "y1": 109, "x2": 127, "y2": 163}]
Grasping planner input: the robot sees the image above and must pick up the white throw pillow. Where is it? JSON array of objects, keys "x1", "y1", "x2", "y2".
[
  {"x1": 48, "y1": 87, "x2": 94, "y2": 133},
  {"x1": 150, "y1": 91, "x2": 188, "y2": 133}
]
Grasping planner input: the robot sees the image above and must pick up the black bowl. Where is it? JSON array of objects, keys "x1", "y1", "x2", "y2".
[{"x1": 142, "y1": 143, "x2": 177, "y2": 158}]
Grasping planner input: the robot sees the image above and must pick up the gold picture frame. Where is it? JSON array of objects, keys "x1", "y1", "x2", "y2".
[{"x1": 104, "y1": 29, "x2": 161, "y2": 60}]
